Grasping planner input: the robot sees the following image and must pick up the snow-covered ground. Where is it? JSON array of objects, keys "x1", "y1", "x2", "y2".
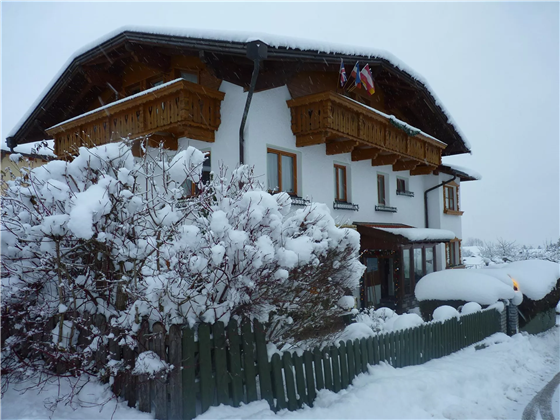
[{"x1": 3, "y1": 325, "x2": 558, "y2": 420}]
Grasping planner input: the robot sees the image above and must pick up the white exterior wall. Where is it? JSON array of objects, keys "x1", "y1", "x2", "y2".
[{"x1": 173, "y1": 82, "x2": 464, "y2": 265}]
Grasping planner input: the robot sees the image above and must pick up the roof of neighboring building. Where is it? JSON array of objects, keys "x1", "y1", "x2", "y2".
[
  {"x1": 1, "y1": 140, "x2": 56, "y2": 160},
  {"x1": 438, "y1": 163, "x2": 481, "y2": 182},
  {"x1": 7, "y1": 26, "x2": 471, "y2": 156},
  {"x1": 355, "y1": 223, "x2": 454, "y2": 250}
]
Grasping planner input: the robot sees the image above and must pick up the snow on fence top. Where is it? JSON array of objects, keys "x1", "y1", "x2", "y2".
[
  {"x1": 8, "y1": 25, "x2": 470, "y2": 152},
  {"x1": 377, "y1": 227, "x2": 456, "y2": 242}
]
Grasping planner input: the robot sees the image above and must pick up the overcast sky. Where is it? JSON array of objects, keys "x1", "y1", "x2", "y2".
[{"x1": 2, "y1": 2, "x2": 559, "y2": 246}]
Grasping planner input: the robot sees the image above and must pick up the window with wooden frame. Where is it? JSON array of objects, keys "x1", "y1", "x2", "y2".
[
  {"x1": 334, "y1": 164, "x2": 347, "y2": 202},
  {"x1": 377, "y1": 174, "x2": 386, "y2": 205},
  {"x1": 182, "y1": 152, "x2": 211, "y2": 197},
  {"x1": 267, "y1": 148, "x2": 297, "y2": 195},
  {"x1": 125, "y1": 82, "x2": 142, "y2": 96},
  {"x1": 148, "y1": 76, "x2": 164, "y2": 88},
  {"x1": 396, "y1": 178, "x2": 406, "y2": 193},
  {"x1": 445, "y1": 238, "x2": 462, "y2": 268},
  {"x1": 443, "y1": 182, "x2": 464, "y2": 215}
]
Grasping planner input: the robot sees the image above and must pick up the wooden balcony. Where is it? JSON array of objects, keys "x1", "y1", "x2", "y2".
[
  {"x1": 287, "y1": 92, "x2": 446, "y2": 174},
  {"x1": 46, "y1": 79, "x2": 225, "y2": 159}
]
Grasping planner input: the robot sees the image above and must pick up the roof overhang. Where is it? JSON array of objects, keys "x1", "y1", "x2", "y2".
[
  {"x1": 356, "y1": 223, "x2": 455, "y2": 251},
  {"x1": 7, "y1": 29, "x2": 471, "y2": 157},
  {"x1": 437, "y1": 164, "x2": 479, "y2": 182}
]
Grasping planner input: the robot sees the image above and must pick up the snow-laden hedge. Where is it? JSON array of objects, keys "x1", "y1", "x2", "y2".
[{"x1": 1, "y1": 141, "x2": 364, "y2": 384}]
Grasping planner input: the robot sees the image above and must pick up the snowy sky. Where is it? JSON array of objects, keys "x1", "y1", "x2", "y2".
[{"x1": 2, "y1": 2, "x2": 558, "y2": 246}]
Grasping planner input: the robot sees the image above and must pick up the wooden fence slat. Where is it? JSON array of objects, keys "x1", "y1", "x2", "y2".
[
  {"x1": 254, "y1": 320, "x2": 274, "y2": 407},
  {"x1": 346, "y1": 340, "x2": 356, "y2": 381},
  {"x1": 271, "y1": 353, "x2": 287, "y2": 411},
  {"x1": 198, "y1": 323, "x2": 214, "y2": 413},
  {"x1": 227, "y1": 320, "x2": 243, "y2": 407},
  {"x1": 378, "y1": 334, "x2": 386, "y2": 364},
  {"x1": 366, "y1": 337, "x2": 374, "y2": 365},
  {"x1": 331, "y1": 345, "x2": 342, "y2": 393},
  {"x1": 313, "y1": 348, "x2": 325, "y2": 391},
  {"x1": 372, "y1": 335, "x2": 380, "y2": 365},
  {"x1": 339, "y1": 342, "x2": 349, "y2": 390},
  {"x1": 122, "y1": 344, "x2": 137, "y2": 409},
  {"x1": 293, "y1": 353, "x2": 308, "y2": 407},
  {"x1": 181, "y1": 326, "x2": 197, "y2": 420},
  {"x1": 137, "y1": 319, "x2": 151, "y2": 413},
  {"x1": 282, "y1": 352, "x2": 299, "y2": 411},
  {"x1": 168, "y1": 325, "x2": 182, "y2": 420},
  {"x1": 304, "y1": 350, "x2": 316, "y2": 405},
  {"x1": 241, "y1": 321, "x2": 258, "y2": 403},
  {"x1": 152, "y1": 322, "x2": 168, "y2": 420},
  {"x1": 322, "y1": 348, "x2": 333, "y2": 391},
  {"x1": 213, "y1": 322, "x2": 229, "y2": 406},
  {"x1": 359, "y1": 338, "x2": 367, "y2": 373}
]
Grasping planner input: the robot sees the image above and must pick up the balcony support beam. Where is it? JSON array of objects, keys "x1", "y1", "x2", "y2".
[
  {"x1": 351, "y1": 147, "x2": 380, "y2": 161},
  {"x1": 295, "y1": 132, "x2": 327, "y2": 147},
  {"x1": 393, "y1": 159, "x2": 419, "y2": 172},
  {"x1": 371, "y1": 154, "x2": 399, "y2": 167},
  {"x1": 410, "y1": 164, "x2": 436, "y2": 175},
  {"x1": 326, "y1": 140, "x2": 358, "y2": 155}
]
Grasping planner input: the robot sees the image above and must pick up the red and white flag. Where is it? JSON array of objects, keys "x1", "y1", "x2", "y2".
[{"x1": 360, "y1": 64, "x2": 376, "y2": 95}]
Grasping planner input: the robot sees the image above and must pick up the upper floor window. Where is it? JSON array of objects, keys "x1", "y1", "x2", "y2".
[
  {"x1": 148, "y1": 76, "x2": 164, "y2": 88},
  {"x1": 443, "y1": 182, "x2": 463, "y2": 215},
  {"x1": 267, "y1": 148, "x2": 297, "y2": 195},
  {"x1": 377, "y1": 174, "x2": 386, "y2": 205},
  {"x1": 334, "y1": 164, "x2": 347, "y2": 202},
  {"x1": 125, "y1": 82, "x2": 142, "y2": 96},
  {"x1": 397, "y1": 178, "x2": 407, "y2": 193},
  {"x1": 177, "y1": 70, "x2": 199, "y2": 84}
]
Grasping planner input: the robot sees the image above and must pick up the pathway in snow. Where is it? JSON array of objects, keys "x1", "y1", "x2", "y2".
[{"x1": 522, "y1": 372, "x2": 560, "y2": 420}]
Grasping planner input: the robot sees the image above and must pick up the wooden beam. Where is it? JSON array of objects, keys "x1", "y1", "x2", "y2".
[
  {"x1": 125, "y1": 43, "x2": 171, "y2": 72},
  {"x1": 351, "y1": 147, "x2": 380, "y2": 161},
  {"x1": 410, "y1": 164, "x2": 436, "y2": 175},
  {"x1": 295, "y1": 132, "x2": 327, "y2": 147},
  {"x1": 393, "y1": 159, "x2": 419, "y2": 172},
  {"x1": 326, "y1": 140, "x2": 358, "y2": 155},
  {"x1": 371, "y1": 154, "x2": 399, "y2": 166},
  {"x1": 80, "y1": 67, "x2": 122, "y2": 91}
]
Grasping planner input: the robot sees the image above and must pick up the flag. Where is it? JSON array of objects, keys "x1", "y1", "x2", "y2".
[
  {"x1": 339, "y1": 59, "x2": 347, "y2": 87},
  {"x1": 360, "y1": 64, "x2": 376, "y2": 95},
  {"x1": 350, "y1": 62, "x2": 361, "y2": 87}
]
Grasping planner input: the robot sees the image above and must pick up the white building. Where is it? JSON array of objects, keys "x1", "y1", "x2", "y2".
[{"x1": 6, "y1": 28, "x2": 478, "y2": 313}]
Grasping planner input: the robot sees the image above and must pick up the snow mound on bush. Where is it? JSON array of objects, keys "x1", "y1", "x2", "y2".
[
  {"x1": 415, "y1": 270, "x2": 515, "y2": 305},
  {"x1": 484, "y1": 260, "x2": 559, "y2": 301},
  {"x1": 389, "y1": 313, "x2": 424, "y2": 331},
  {"x1": 132, "y1": 351, "x2": 170, "y2": 377},
  {"x1": 461, "y1": 302, "x2": 482, "y2": 315},
  {"x1": 433, "y1": 305, "x2": 460, "y2": 322},
  {"x1": 337, "y1": 322, "x2": 375, "y2": 343}
]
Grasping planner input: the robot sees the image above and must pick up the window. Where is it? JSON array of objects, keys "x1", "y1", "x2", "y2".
[
  {"x1": 443, "y1": 182, "x2": 463, "y2": 215},
  {"x1": 334, "y1": 164, "x2": 347, "y2": 202},
  {"x1": 267, "y1": 148, "x2": 297, "y2": 195},
  {"x1": 446, "y1": 239, "x2": 462, "y2": 268},
  {"x1": 148, "y1": 76, "x2": 164, "y2": 88},
  {"x1": 426, "y1": 247, "x2": 435, "y2": 274},
  {"x1": 177, "y1": 70, "x2": 199, "y2": 84},
  {"x1": 403, "y1": 248, "x2": 411, "y2": 295},
  {"x1": 183, "y1": 152, "x2": 211, "y2": 196},
  {"x1": 377, "y1": 174, "x2": 386, "y2": 205},
  {"x1": 125, "y1": 82, "x2": 142, "y2": 96},
  {"x1": 397, "y1": 178, "x2": 406, "y2": 193}
]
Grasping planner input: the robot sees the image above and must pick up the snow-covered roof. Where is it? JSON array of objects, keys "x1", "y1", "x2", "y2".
[
  {"x1": 1, "y1": 139, "x2": 56, "y2": 158},
  {"x1": 439, "y1": 162, "x2": 481, "y2": 181},
  {"x1": 7, "y1": 26, "x2": 471, "y2": 154},
  {"x1": 377, "y1": 227, "x2": 456, "y2": 242}
]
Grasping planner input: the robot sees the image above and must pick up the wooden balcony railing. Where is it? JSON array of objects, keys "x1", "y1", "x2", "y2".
[
  {"x1": 46, "y1": 79, "x2": 225, "y2": 158},
  {"x1": 287, "y1": 92, "x2": 446, "y2": 172}
]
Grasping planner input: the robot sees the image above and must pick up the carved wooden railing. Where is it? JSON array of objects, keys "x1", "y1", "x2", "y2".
[
  {"x1": 47, "y1": 79, "x2": 225, "y2": 159},
  {"x1": 287, "y1": 92, "x2": 446, "y2": 169}
]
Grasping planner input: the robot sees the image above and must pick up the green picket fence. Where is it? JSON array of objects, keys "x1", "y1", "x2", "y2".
[{"x1": 113, "y1": 307, "x2": 501, "y2": 420}]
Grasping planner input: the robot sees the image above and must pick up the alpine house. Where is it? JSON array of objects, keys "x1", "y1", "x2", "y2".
[{"x1": 6, "y1": 27, "x2": 479, "y2": 313}]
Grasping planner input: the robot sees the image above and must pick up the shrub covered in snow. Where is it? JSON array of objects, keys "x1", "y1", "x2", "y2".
[{"x1": 1, "y1": 141, "x2": 364, "y2": 390}]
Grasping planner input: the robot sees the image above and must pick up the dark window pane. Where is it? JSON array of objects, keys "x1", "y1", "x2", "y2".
[{"x1": 267, "y1": 152, "x2": 279, "y2": 192}]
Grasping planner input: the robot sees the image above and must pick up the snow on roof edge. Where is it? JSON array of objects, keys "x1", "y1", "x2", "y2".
[
  {"x1": 377, "y1": 227, "x2": 456, "y2": 242},
  {"x1": 7, "y1": 25, "x2": 471, "y2": 152},
  {"x1": 441, "y1": 162, "x2": 482, "y2": 181},
  {"x1": 1, "y1": 139, "x2": 56, "y2": 157}
]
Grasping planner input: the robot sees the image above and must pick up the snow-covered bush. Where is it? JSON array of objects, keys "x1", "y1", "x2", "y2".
[{"x1": 1, "y1": 141, "x2": 364, "y2": 389}]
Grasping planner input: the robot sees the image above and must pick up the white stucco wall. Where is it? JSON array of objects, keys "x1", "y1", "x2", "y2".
[{"x1": 172, "y1": 82, "x2": 464, "y2": 262}]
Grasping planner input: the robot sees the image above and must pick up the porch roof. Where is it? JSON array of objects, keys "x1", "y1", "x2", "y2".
[{"x1": 355, "y1": 223, "x2": 455, "y2": 250}]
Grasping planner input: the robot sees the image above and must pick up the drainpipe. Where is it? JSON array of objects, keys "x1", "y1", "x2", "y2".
[
  {"x1": 239, "y1": 40, "x2": 268, "y2": 165},
  {"x1": 424, "y1": 175, "x2": 456, "y2": 228}
]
